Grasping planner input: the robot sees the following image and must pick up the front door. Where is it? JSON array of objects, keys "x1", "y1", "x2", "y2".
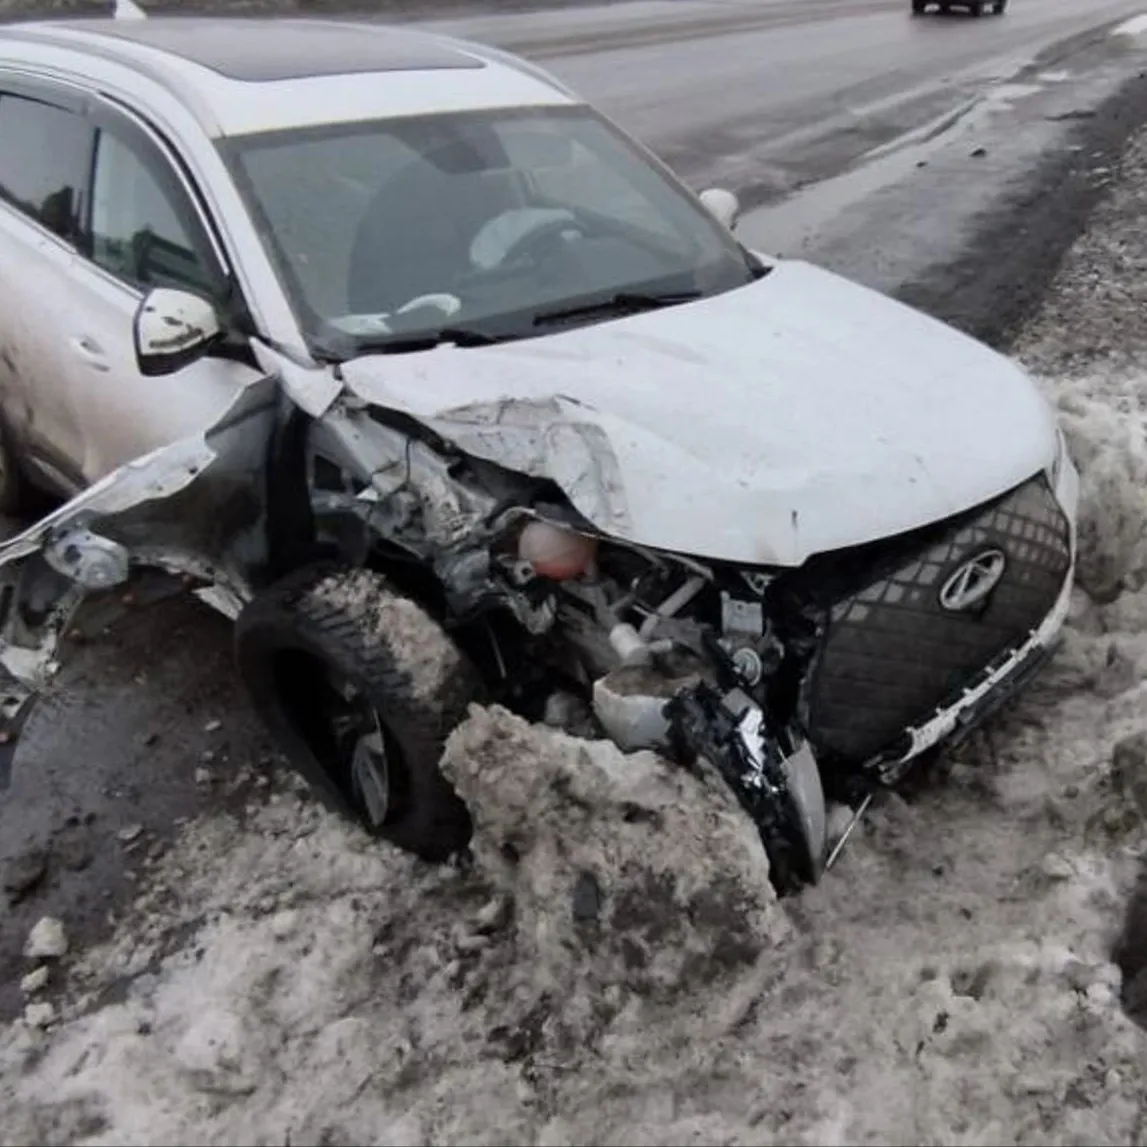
[
  {"x1": 61, "y1": 100, "x2": 264, "y2": 485},
  {"x1": 0, "y1": 81, "x2": 97, "y2": 495}
]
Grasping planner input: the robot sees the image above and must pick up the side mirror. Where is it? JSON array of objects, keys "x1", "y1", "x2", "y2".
[
  {"x1": 699, "y1": 187, "x2": 741, "y2": 232},
  {"x1": 133, "y1": 287, "x2": 223, "y2": 377}
]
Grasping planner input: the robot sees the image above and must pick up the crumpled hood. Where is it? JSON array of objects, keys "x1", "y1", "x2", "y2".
[{"x1": 340, "y1": 259, "x2": 1059, "y2": 567}]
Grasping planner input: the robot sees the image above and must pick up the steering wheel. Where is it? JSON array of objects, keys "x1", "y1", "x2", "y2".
[
  {"x1": 495, "y1": 214, "x2": 587, "y2": 268},
  {"x1": 393, "y1": 292, "x2": 462, "y2": 319},
  {"x1": 335, "y1": 293, "x2": 461, "y2": 338}
]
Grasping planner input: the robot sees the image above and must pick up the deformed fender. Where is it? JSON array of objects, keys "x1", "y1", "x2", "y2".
[
  {"x1": 0, "y1": 376, "x2": 279, "y2": 704},
  {"x1": 251, "y1": 340, "x2": 342, "y2": 419}
]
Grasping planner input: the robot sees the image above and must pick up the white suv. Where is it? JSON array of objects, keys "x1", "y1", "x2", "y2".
[{"x1": 0, "y1": 13, "x2": 1076, "y2": 893}]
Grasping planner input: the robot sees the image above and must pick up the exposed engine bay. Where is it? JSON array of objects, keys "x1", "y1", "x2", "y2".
[{"x1": 302, "y1": 399, "x2": 1076, "y2": 892}]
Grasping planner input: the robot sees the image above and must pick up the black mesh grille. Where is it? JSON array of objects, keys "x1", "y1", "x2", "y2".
[{"x1": 803, "y1": 475, "x2": 1071, "y2": 763}]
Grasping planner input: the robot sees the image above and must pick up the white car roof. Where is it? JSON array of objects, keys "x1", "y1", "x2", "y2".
[{"x1": 0, "y1": 17, "x2": 581, "y2": 136}]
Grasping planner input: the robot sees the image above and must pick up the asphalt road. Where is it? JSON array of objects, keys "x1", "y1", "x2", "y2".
[
  {"x1": 4, "y1": 0, "x2": 1147, "y2": 1022},
  {"x1": 415, "y1": 0, "x2": 1147, "y2": 202}
]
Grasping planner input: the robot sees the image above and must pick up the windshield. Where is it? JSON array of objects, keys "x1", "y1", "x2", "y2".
[{"x1": 223, "y1": 105, "x2": 760, "y2": 357}]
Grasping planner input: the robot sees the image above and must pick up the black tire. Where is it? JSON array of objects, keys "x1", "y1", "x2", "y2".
[
  {"x1": 994, "y1": 0, "x2": 1006, "y2": 11},
  {"x1": 911, "y1": 0, "x2": 927, "y2": 13},
  {"x1": 969, "y1": 0, "x2": 983, "y2": 13},
  {"x1": 234, "y1": 565, "x2": 483, "y2": 861}
]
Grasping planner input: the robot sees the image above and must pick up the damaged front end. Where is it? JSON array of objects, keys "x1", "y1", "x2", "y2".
[
  {"x1": 299, "y1": 381, "x2": 1078, "y2": 895},
  {"x1": 296, "y1": 392, "x2": 832, "y2": 890},
  {"x1": 0, "y1": 341, "x2": 1077, "y2": 898},
  {"x1": 476, "y1": 475, "x2": 1077, "y2": 895},
  {"x1": 506, "y1": 514, "x2": 834, "y2": 893}
]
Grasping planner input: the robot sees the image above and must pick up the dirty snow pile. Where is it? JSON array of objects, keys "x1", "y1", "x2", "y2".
[
  {"x1": 10, "y1": 141, "x2": 1147, "y2": 1147},
  {"x1": 1, "y1": 712, "x2": 791, "y2": 1146}
]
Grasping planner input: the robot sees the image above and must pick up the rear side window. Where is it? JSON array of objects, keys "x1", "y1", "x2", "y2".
[{"x1": 0, "y1": 92, "x2": 91, "y2": 243}]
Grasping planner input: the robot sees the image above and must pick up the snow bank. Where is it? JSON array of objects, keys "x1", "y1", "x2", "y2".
[
  {"x1": 1055, "y1": 387, "x2": 1147, "y2": 605},
  {"x1": 440, "y1": 707, "x2": 783, "y2": 1028},
  {"x1": 0, "y1": 709, "x2": 789, "y2": 1147}
]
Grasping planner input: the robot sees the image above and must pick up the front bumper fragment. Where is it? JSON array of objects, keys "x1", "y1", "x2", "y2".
[
  {"x1": 871, "y1": 452, "x2": 1080, "y2": 781},
  {"x1": 665, "y1": 681, "x2": 826, "y2": 894},
  {"x1": 869, "y1": 563, "x2": 1072, "y2": 782}
]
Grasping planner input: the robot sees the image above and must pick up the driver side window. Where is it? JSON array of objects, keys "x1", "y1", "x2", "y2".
[{"x1": 87, "y1": 124, "x2": 223, "y2": 301}]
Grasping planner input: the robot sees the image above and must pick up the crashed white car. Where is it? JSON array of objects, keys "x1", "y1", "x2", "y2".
[{"x1": 0, "y1": 13, "x2": 1078, "y2": 892}]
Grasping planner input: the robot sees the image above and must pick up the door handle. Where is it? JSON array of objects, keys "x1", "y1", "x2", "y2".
[{"x1": 68, "y1": 336, "x2": 109, "y2": 372}]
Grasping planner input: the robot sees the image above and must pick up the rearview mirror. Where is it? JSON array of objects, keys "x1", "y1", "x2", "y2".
[
  {"x1": 133, "y1": 287, "x2": 222, "y2": 377},
  {"x1": 505, "y1": 128, "x2": 576, "y2": 170},
  {"x1": 699, "y1": 187, "x2": 741, "y2": 232},
  {"x1": 430, "y1": 127, "x2": 575, "y2": 174}
]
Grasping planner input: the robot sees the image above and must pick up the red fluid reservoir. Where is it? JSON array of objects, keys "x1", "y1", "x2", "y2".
[{"x1": 518, "y1": 521, "x2": 598, "y2": 580}]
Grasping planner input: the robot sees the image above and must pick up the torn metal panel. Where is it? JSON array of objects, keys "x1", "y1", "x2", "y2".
[
  {"x1": 0, "y1": 377, "x2": 278, "y2": 695},
  {"x1": 310, "y1": 403, "x2": 504, "y2": 552},
  {"x1": 252, "y1": 340, "x2": 342, "y2": 419},
  {"x1": 425, "y1": 397, "x2": 632, "y2": 536},
  {"x1": 0, "y1": 434, "x2": 221, "y2": 570}
]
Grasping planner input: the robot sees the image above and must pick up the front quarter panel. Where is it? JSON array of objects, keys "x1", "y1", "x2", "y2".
[{"x1": 0, "y1": 374, "x2": 278, "y2": 723}]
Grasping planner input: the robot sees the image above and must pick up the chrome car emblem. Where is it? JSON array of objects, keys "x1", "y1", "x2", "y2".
[{"x1": 938, "y1": 548, "x2": 1007, "y2": 612}]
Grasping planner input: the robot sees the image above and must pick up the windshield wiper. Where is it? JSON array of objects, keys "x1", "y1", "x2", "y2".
[
  {"x1": 353, "y1": 327, "x2": 504, "y2": 355},
  {"x1": 533, "y1": 290, "x2": 701, "y2": 327}
]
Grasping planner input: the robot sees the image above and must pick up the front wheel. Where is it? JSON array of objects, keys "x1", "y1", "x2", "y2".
[
  {"x1": 912, "y1": 0, "x2": 927, "y2": 12},
  {"x1": 234, "y1": 566, "x2": 484, "y2": 861},
  {"x1": 969, "y1": 0, "x2": 984, "y2": 13}
]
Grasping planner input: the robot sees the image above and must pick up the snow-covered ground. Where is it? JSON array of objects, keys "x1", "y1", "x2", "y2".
[{"x1": 7, "y1": 128, "x2": 1147, "y2": 1147}]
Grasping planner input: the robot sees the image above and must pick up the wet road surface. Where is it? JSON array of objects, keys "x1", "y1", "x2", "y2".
[{"x1": 416, "y1": 0, "x2": 1147, "y2": 202}]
